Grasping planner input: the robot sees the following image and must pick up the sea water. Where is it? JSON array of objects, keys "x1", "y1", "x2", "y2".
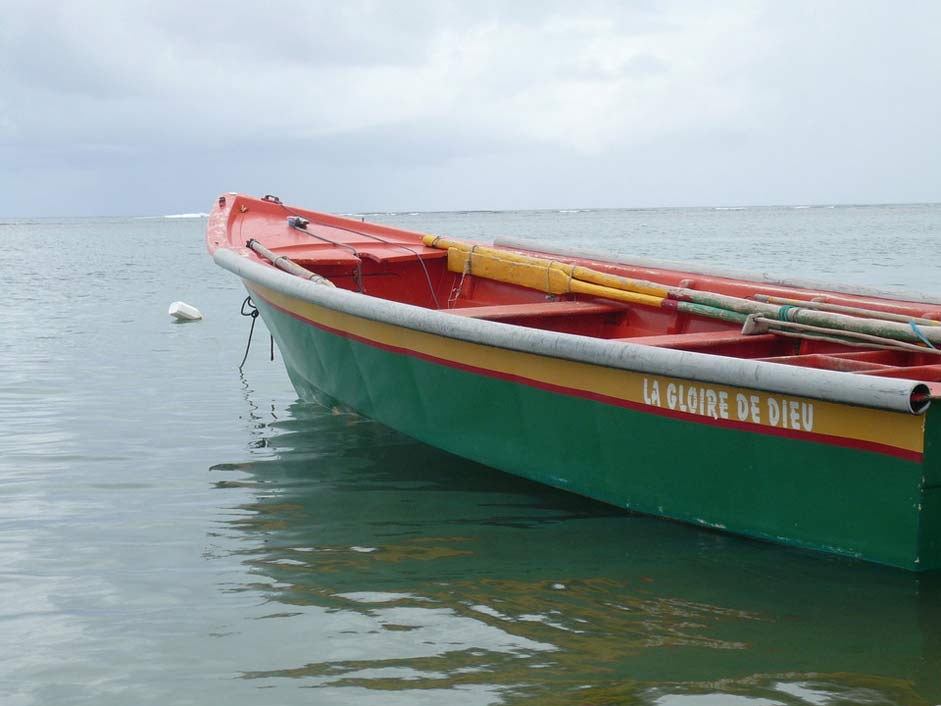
[{"x1": 1, "y1": 204, "x2": 940, "y2": 705}]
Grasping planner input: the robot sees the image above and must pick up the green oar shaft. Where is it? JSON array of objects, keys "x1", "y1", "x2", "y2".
[{"x1": 425, "y1": 236, "x2": 940, "y2": 348}]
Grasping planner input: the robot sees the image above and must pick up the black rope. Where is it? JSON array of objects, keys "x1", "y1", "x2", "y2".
[
  {"x1": 348, "y1": 226, "x2": 441, "y2": 309},
  {"x1": 282, "y1": 210, "x2": 364, "y2": 292},
  {"x1": 281, "y1": 204, "x2": 440, "y2": 308},
  {"x1": 238, "y1": 296, "x2": 259, "y2": 371}
]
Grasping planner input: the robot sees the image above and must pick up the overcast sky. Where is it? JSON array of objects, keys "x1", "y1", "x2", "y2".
[{"x1": 2, "y1": 1, "x2": 939, "y2": 217}]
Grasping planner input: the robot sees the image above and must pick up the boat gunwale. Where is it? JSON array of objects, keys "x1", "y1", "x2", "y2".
[{"x1": 213, "y1": 247, "x2": 930, "y2": 415}]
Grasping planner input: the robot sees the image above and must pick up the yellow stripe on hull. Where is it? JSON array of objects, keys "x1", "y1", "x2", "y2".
[{"x1": 252, "y1": 283, "x2": 925, "y2": 458}]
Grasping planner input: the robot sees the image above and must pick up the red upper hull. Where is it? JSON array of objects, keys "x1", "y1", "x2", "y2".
[{"x1": 208, "y1": 193, "x2": 941, "y2": 391}]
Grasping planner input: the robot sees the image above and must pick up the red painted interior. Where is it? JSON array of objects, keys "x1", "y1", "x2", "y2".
[{"x1": 208, "y1": 194, "x2": 941, "y2": 385}]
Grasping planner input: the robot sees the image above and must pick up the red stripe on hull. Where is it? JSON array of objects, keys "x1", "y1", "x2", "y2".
[{"x1": 256, "y1": 291, "x2": 924, "y2": 463}]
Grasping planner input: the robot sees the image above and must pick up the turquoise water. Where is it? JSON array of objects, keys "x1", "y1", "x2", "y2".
[{"x1": 2, "y1": 204, "x2": 940, "y2": 705}]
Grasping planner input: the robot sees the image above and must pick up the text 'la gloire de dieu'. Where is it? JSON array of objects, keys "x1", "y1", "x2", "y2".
[{"x1": 642, "y1": 377, "x2": 814, "y2": 432}]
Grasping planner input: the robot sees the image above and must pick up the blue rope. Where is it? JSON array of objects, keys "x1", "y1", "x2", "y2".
[
  {"x1": 909, "y1": 321, "x2": 936, "y2": 349},
  {"x1": 778, "y1": 305, "x2": 797, "y2": 322}
]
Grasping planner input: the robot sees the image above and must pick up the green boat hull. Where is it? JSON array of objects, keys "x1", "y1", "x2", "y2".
[{"x1": 250, "y1": 285, "x2": 940, "y2": 571}]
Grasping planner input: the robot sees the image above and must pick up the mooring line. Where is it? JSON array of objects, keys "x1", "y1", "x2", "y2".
[{"x1": 238, "y1": 296, "x2": 259, "y2": 371}]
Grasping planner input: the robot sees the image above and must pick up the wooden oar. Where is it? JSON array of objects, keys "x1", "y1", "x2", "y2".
[
  {"x1": 246, "y1": 239, "x2": 335, "y2": 286},
  {"x1": 753, "y1": 294, "x2": 940, "y2": 327},
  {"x1": 425, "y1": 236, "x2": 941, "y2": 348}
]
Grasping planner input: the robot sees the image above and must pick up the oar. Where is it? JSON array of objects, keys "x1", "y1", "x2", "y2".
[
  {"x1": 246, "y1": 239, "x2": 335, "y2": 286},
  {"x1": 754, "y1": 294, "x2": 940, "y2": 327},
  {"x1": 426, "y1": 236, "x2": 941, "y2": 348}
]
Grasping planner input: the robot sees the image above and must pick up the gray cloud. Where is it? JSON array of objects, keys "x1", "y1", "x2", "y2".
[{"x1": 1, "y1": 1, "x2": 939, "y2": 216}]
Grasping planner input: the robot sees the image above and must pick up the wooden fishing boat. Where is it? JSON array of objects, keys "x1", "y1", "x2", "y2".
[{"x1": 207, "y1": 193, "x2": 941, "y2": 571}]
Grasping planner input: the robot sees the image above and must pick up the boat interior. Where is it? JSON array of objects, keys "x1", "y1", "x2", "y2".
[{"x1": 220, "y1": 195, "x2": 941, "y2": 388}]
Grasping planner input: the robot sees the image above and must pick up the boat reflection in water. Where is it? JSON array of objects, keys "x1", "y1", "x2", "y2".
[{"x1": 209, "y1": 396, "x2": 941, "y2": 706}]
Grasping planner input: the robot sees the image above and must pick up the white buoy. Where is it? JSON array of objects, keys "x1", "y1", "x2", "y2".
[{"x1": 168, "y1": 301, "x2": 203, "y2": 321}]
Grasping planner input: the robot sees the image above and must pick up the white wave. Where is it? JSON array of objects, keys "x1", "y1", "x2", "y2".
[
  {"x1": 791, "y1": 205, "x2": 811, "y2": 209},
  {"x1": 558, "y1": 209, "x2": 582, "y2": 213},
  {"x1": 164, "y1": 212, "x2": 209, "y2": 219},
  {"x1": 714, "y1": 207, "x2": 746, "y2": 211},
  {"x1": 336, "y1": 591, "x2": 424, "y2": 603}
]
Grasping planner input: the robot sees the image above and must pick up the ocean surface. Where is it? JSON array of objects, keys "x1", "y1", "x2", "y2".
[{"x1": 2, "y1": 203, "x2": 941, "y2": 706}]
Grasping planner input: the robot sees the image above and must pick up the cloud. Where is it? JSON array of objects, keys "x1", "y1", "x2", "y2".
[
  {"x1": 1, "y1": 1, "x2": 940, "y2": 215},
  {"x1": 0, "y1": 2, "x2": 755, "y2": 148}
]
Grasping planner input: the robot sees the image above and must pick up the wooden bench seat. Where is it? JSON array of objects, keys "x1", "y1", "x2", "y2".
[
  {"x1": 263, "y1": 242, "x2": 448, "y2": 267},
  {"x1": 447, "y1": 300, "x2": 624, "y2": 320},
  {"x1": 358, "y1": 245, "x2": 449, "y2": 263},
  {"x1": 756, "y1": 353, "x2": 893, "y2": 372},
  {"x1": 617, "y1": 330, "x2": 777, "y2": 349},
  {"x1": 858, "y1": 364, "x2": 941, "y2": 380}
]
